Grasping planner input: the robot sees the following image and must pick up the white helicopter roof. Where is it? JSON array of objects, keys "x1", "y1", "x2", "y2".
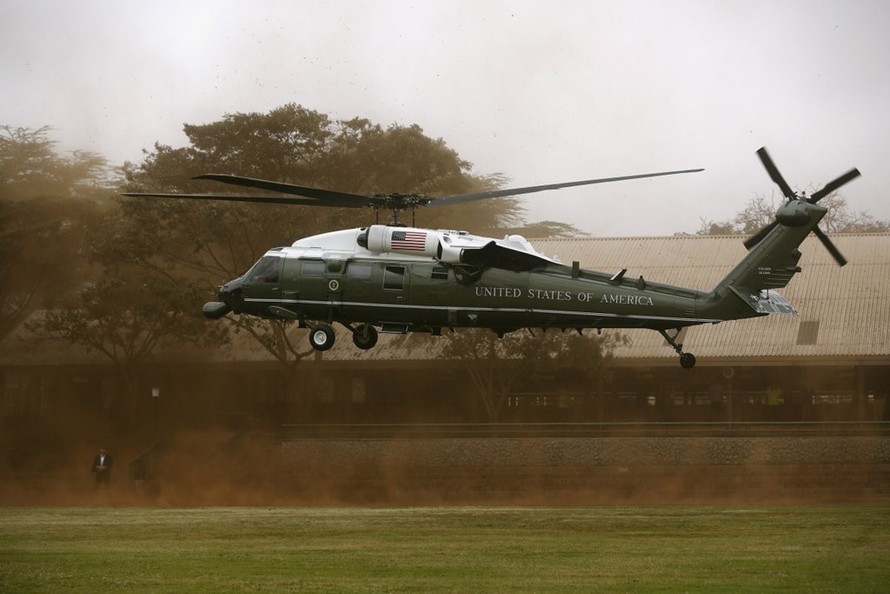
[{"x1": 271, "y1": 226, "x2": 560, "y2": 266}]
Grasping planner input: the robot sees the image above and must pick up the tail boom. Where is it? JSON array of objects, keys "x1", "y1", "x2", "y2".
[{"x1": 704, "y1": 200, "x2": 827, "y2": 320}]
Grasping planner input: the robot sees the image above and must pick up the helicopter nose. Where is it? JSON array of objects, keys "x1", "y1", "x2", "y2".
[
  {"x1": 202, "y1": 301, "x2": 231, "y2": 319},
  {"x1": 203, "y1": 278, "x2": 242, "y2": 319}
]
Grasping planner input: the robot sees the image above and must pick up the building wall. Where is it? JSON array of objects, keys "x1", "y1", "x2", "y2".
[
  {"x1": 3, "y1": 359, "x2": 889, "y2": 430},
  {"x1": 277, "y1": 433, "x2": 890, "y2": 503}
]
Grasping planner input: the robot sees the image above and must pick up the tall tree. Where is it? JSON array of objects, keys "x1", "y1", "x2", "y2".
[
  {"x1": 31, "y1": 269, "x2": 218, "y2": 426},
  {"x1": 1, "y1": 125, "x2": 108, "y2": 200},
  {"x1": 0, "y1": 125, "x2": 110, "y2": 338},
  {"x1": 117, "y1": 104, "x2": 527, "y2": 417}
]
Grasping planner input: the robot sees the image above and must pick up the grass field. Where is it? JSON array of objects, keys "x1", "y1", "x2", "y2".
[{"x1": 2, "y1": 506, "x2": 889, "y2": 592}]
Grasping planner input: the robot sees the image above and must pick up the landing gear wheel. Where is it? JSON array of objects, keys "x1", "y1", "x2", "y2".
[
  {"x1": 352, "y1": 324, "x2": 379, "y2": 350},
  {"x1": 308, "y1": 324, "x2": 335, "y2": 351},
  {"x1": 658, "y1": 329, "x2": 697, "y2": 369}
]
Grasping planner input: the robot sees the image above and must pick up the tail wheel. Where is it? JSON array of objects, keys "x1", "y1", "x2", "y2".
[
  {"x1": 309, "y1": 324, "x2": 335, "y2": 351},
  {"x1": 352, "y1": 324, "x2": 379, "y2": 350},
  {"x1": 680, "y1": 352, "x2": 696, "y2": 369}
]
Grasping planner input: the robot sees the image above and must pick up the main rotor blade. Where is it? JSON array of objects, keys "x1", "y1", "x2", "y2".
[
  {"x1": 756, "y1": 147, "x2": 796, "y2": 201},
  {"x1": 194, "y1": 174, "x2": 380, "y2": 207},
  {"x1": 121, "y1": 192, "x2": 369, "y2": 208},
  {"x1": 743, "y1": 221, "x2": 778, "y2": 250},
  {"x1": 813, "y1": 226, "x2": 848, "y2": 266},
  {"x1": 809, "y1": 168, "x2": 861, "y2": 203},
  {"x1": 428, "y1": 168, "x2": 704, "y2": 207}
]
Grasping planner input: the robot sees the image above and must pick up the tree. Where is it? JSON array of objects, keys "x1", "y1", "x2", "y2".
[
  {"x1": 1, "y1": 125, "x2": 108, "y2": 200},
  {"x1": 30, "y1": 270, "x2": 217, "y2": 426},
  {"x1": 117, "y1": 104, "x2": 528, "y2": 417},
  {"x1": 440, "y1": 329, "x2": 523, "y2": 421},
  {"x1": 0, "y1": 126, "x2": 111, "y2": 338},
  {"x1": 441, "y1": 328, "x2": 627, "y2": 421},
  {"x1": 120, "y1": 105, "x2": 520, "y2": 275},
  {"x1": 501, "y1": 220, "x2": 586, "y2": 239},
  {"x1": 696, "y1": 191, "x2": 888, "y2": 235},
  {"x1": 815, "y1": 192, "x2": 890, "y2": 233}
]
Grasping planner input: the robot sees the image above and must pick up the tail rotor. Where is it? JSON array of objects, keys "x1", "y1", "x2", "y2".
[{"x1": 743, "y1": 147, "x2": 860, "y2": 267}]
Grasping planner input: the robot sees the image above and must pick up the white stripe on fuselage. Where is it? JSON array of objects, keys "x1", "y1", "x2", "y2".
[{"x1": 243, "y1": 297, "x2": 719, "y2": 325}]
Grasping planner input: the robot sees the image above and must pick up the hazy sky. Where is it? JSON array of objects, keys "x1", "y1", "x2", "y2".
[{"x1": 3, "y1": 0, "x2": 888, "y2": 236}]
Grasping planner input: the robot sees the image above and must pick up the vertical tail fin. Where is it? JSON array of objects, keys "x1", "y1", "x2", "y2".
[
  {"x1": 705, "y1": 148, "x2": 858, "y2": 320},
  {"x1": 707, "y1": 203, "x2": 822, "y2": 318}
]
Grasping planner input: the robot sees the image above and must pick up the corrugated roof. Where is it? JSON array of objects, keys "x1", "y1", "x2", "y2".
[
  {"x1": 2, "y1": 234, "x2": 888, "y2": 367},
  {"x1": 530, "y1": 233, "x2": 890, "y2": 364}
]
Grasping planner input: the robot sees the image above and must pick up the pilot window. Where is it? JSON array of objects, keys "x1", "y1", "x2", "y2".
[
  {"x1": 247, "y1": 256, "x2": 281, "y2": 284},
  {"x1": 383, "y1": 265, "x2": 406, "y2": 290}
]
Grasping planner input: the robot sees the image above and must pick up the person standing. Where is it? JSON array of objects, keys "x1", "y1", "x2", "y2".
[{"x1": 91, "y1": 447, "x2": 113, "y2": 487}]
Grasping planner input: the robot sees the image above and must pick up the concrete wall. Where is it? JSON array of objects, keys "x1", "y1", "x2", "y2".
[{"x1": 280, "y1": 435, "x2": 890, "y2": 504}]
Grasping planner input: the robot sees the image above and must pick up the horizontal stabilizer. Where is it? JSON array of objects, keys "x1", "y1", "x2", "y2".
[{"x1": 729, "y1": 287, "x2": 798, "y2": 315}]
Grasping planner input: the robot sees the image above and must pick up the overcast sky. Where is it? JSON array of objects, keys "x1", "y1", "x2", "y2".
[{"x1": 3, "y1": 0, "x2": 888, "y2": 236}]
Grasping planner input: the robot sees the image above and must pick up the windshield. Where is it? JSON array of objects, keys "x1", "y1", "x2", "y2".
[{"x1": 245, "y1": 256, "x2": 281, "y2": 284}]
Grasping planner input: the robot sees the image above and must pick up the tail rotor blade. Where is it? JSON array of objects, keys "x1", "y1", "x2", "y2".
[
  {"x1": 756, "y1": 147, "x2": 796, "y2": 201},
  {"x1": 809, "y1": 168, "x2": 861, "y2": 203},
  {"x1": 813, "y1": 227, "x2": 848, "y2": 267},
  {"x1": 743, "y1": 221, "x2": 778, "y2": 250}
]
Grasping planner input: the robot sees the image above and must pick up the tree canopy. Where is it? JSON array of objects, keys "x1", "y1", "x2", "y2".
[
  {"x1": 3, "y1": 108, "x2": 582, "y2": 416},
  {"x1": 1, "y1": 125, "x2": 108, "y2": 201},
  {"x1": 696, "y1": 191, "x2": 889, "y2": 236},
  {"x1": 0, "y1": 126, "x2": 112, "y2": 338},
  {"x1": 441, "y1": 328, "x2": 627, "y2": 421},
  {"x1": 113, "y1": 105, "x2": 529, "y2": 360}
]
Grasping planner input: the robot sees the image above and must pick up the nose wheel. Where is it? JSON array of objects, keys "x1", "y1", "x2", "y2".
[{"x1": 659, "y1": 329, "x2": 696, "y2": 369}]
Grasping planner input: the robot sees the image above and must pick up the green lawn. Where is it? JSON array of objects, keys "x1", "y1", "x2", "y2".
[{"x1": 1, "y1": 506, "x2": 888, "y2": 593}]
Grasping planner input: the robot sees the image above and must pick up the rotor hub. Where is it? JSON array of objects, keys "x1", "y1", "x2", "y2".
[{"x1": 775, "y1": 200, "x2": 812, "y2": 227}]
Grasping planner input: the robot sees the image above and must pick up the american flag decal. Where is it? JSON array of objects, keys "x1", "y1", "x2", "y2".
[{"x1": 391, "y1": 230, "x2": 427, "y2": 251}]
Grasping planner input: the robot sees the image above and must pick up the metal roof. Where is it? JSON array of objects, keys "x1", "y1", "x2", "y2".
[{"x1": 529, "y1": 233, "x2": 890, "y2": 365}]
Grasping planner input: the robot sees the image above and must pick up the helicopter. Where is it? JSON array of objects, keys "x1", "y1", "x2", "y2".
[{"x1": 125, "y1": 147, "x2": 859, "y2": 368}]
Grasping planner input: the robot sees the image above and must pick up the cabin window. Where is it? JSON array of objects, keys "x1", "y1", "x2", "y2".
[
  {"x1": 301, "y1": 260, "x2": 325, "y2": 277},
  {"x1": 347, "y1": 262, "x2": 373, "y2": 279},
  {"x1": 246, "y1": 256, "x2": 281, "y2": 284},
  {"x1": 383, "y1": 265, "x2": 406, "y2": 290}
]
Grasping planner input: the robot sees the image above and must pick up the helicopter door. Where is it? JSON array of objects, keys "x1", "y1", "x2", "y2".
[
  {"x1": 382, "y1": 264, "x2": 409, "y2": 302},
  {"x1": 241, "y1": 255, "x2": 283, "y2": 303}
]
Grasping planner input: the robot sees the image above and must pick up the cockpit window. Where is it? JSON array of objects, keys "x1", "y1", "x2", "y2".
[{"x1": 246, "y1": 256, "x2": 281, "y2": 284}]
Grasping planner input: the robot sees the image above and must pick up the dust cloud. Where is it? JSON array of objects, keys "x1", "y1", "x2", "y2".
[
  {"x1": 3, "y1": 363, "x2": 886, "y2": 507},
  {"x1": 3, "y1": 423, "x2": 886, "y2": 507}
]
